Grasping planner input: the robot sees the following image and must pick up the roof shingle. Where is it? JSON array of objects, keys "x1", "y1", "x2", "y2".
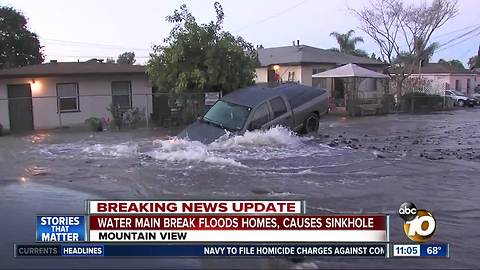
[
  {"x1": 0, "y1": 62, "x2": 146, "y2": 78},
  {"x1": 412, "y1": 63, "x2": 474, "y2": 74},
  {"x1": 257, "y1": 45, "x2": 384, "y2": 67}
]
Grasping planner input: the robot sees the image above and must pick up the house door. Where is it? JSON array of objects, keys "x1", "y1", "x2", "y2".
[
  {"x1": 267, "y1": 69, "x2": 276, "y2": 83},
  {"x1": 7, "y1": 84, "x2": 34, "y2": 133},
  {"x1": 333, "y1": 77, "x2": 346, "y2": 107},
  {"x1": 467, "y1": 79, "x2": 471, "y2": 95}
]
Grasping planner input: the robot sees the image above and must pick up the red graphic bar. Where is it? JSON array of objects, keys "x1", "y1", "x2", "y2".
[{"x1": 89, "y1": 215, "x2": 386, "y2": 230}]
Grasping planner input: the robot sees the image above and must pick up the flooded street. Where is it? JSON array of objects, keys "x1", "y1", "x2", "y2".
[{"x1": 1, "y1": 109, "x2": 480, "y2": 269}]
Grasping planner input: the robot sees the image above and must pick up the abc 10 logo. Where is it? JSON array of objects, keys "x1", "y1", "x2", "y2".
[{"x1": 398, "y1": 202, "x2": 436, "y2": 242}]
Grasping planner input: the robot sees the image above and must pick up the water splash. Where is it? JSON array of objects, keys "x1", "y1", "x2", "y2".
[
  {"x1": 82, "y1": 143, "x2": 138, "y2": 157},
  {"x1": 211, "y1": 126, "x2": 305, "y2": 148},
  {"x1": 33, "y1": 126, "x2": 334, "y2": 169},
  {"x1": 147, "y1": 138, "x2": 244, "y2": 167}
]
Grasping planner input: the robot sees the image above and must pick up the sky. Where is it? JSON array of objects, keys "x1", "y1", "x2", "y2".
[{"x1": 1, "y1": 0, "x2": 479, "y2": 66}]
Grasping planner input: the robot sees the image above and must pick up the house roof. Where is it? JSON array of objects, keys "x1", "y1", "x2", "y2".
[
  {"x1": 412, "y1": 63, "x2": 474, "y2": 75},
  {"x1": 312, "y1": 63, "x2": 388, "y2": 78},
  {"x1": 0, "y1": 61, "x2": 147, "y2": 78},
  {"x1": 257, "y1": 45, "x2": 384, "y2": 67}
]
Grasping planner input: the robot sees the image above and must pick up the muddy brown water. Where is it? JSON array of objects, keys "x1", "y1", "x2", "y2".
[{"x1": 1, "y1": 109, "x2": 479, "y2": 269}]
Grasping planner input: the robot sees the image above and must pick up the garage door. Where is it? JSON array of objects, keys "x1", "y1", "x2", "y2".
[{"x1": 7, "y1": 84, "x2": 34, "y2": 133}]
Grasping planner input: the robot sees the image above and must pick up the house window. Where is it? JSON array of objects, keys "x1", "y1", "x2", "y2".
[
  {"x1": 269, "y1": 97, "x2": 287, "y2": 118},
  {"x1": 455, "y1": 80, "x2": 461, "y2": 91},
  {"x1": 317, "y1": 78, "x2": 327, "y2": 88},
  {"x1": 445, "y1": 82, "x2": 450, "y2": 90},
  {"x1": 56, "y1": 83, "x2": 79, "y2": 112},
  {"x1": 112, "y1": 81, "x2": 132, "y2": 108},
  {"x1": 312, "y1": 68, "x2": 326, "y2": 75}
]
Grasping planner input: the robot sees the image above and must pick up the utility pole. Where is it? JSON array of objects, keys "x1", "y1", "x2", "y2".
[{"x1": 477, "y1": 44, "x2": 480, "y2": 68}]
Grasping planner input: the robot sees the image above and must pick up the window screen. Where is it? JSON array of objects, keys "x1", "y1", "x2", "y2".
[
  {"x1": 112, "y1": 81, "x2": 132, "y2": 108},
  {"x1": 270, "y1": 97, "x2": 287, "y2": 118},
  {"x1": 358, "y1": 78, "x2": 377, "y2": 92},
  {"x1": 57, "y1": 83, "x2": 79, "y2": 112}
]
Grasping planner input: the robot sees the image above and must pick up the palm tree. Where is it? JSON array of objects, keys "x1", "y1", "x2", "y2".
[
  {"x1": 329, "y1": 30, "x2": 366, "y2": 56},
  {"x1": 438, "y1": 59, "x2": 465, "y2": 70},
  {"x1": 414, "y1": 37, "x2": 439, "y2": 66},
  {"x1": 468, "y1": 55, "x2": 479, "y2": 69}
]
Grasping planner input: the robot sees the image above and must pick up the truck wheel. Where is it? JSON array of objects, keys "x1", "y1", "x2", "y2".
[
  {"x1": 458, "y1": 100, "x2": 465, "y2": 107},
  {"x1": 303, "y1": 113, "x2": 319, "y2": 134}
]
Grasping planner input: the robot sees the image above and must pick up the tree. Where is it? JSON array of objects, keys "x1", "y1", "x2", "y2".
[
  {"x1": 0, "y1": 6, "x2": 44, "y2": 69},
  {"x1": 117, "y1": 51, "x2": 136, "y2": 64},
  {"x1": 415, "y1": 38, "x2": 440, "y2": 65},
  {"x1": 147, "y1": 2, "x2": 257, "y2": 94},
  {"x1": 448, "y1": 59, "x2": 464, "y2": 69},
  {"x1": 105, "y1": 57, "x2": 115, "y2": 63},
  {"x1": 329, "y1": 30, "x2": 368, "y2": 57},
  {"x1": 468, "y1": 46, "x2": 479, "y2": 69},
  {"x1": 353, "y1": 0, "x2": 458, "y2": 96},
  {"x1": 468, "y1": 55, "x2": 479, "y2": 69},
  {"x1": 438, "y1": 59, "x2": 465, "y2": 69}
]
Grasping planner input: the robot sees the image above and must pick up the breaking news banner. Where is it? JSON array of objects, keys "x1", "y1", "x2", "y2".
[
  {"x1": 14, "y1": 200, "x2": 449, "y2": 258},
  {"x1": 86, "y1": 200, "x2": 304, "y2": 214},
  {"x1": 88, "y1": 215, "x2": 387, "y2": 242},
  {"x1": 14, "y1": 243, "x2": 388, "y2": 257},
  {"x1": 15, "y1": 199, "x2": 447, "y2": 259}
]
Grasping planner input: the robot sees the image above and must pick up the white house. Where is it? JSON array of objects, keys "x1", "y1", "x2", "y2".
[
  {"x1": 0, "y1": 60, "x2": 152, "y2": 132},
  {"x1": 255, "y1": 43, "x2": 385, "y2": 87}
]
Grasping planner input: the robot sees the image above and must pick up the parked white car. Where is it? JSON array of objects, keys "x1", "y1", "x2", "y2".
[
  {"x1": 470, "y1": 92, "x2": 480, "y2": 105},
  {"x1": 443, "y1": 90, "x2": 476, "y2": 107}
]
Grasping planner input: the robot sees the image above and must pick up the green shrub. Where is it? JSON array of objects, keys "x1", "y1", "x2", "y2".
[
  {"x1": 400, "y1": 92, "x2": 444, "y2": 112},
  {"x1": 123, "y1": 107, "x2": 144, "y2": 128},
  {"x1": 85, "y1": 117, "x2": 103, "y2": 132},
  {"x1": 107, "y1": 104, "x2": 146, "y2": 130},
  {"x1": 107, "y1": 104, "x2": 124, "y2": 130},
  {"x1": 381, "y1": 94, "x2": 396, "y2": 113}
]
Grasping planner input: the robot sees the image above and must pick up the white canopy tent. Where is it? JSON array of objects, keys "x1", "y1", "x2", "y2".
[
  {"x1": 312, "y1": 63, "x2": 389, "y2": 116},
  {"x1": 312, "y1": 63, "x2": 388, "y2": 78}
]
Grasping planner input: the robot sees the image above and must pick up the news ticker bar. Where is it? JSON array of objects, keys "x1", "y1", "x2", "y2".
[
  {"x1": 392, "y1": 243, "x2": 449, "y2": 258},
  {"x1": 15, "y1": 243, "x2": 388, "y2": 257},
  {"x1": 15, "y1": 243, "x2": 449, "y2": 258}
]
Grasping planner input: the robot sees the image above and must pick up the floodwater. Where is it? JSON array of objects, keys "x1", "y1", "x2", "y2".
[{"x1": 1, "y1": 109, "x2": 480, "y2": 269}]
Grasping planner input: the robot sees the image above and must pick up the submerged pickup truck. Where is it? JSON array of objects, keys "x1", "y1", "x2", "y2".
[{"x1": 178, "y1": 83, "x2": 330, "y2": 143}]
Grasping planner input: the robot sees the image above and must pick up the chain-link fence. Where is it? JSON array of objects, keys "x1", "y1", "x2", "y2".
[
  {"x1": 387, "y1": 77, "x2": 458, "y2": 113},
  {"x1": 151, "y1": 92, "x2": 207, "y2": 127},
  {"x1": 0, "y1": 92, "x2": 211, "y2": 133},
  {"x1": 396, "y1": 93, "x2": 455, "y2": 113}
]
